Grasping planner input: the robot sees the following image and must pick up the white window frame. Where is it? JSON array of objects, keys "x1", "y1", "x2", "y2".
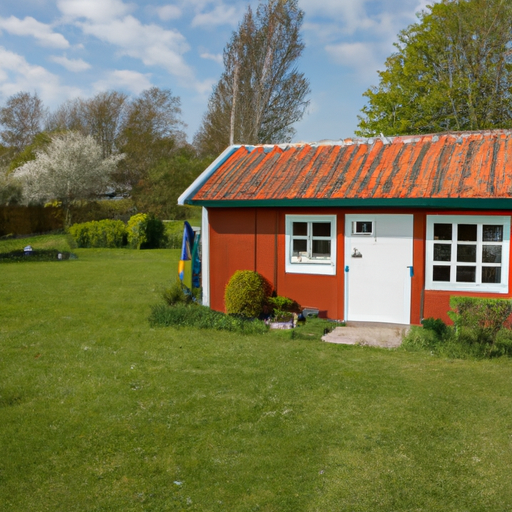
[
  {"x1": 285, "y1": 214, "x2": 336, "y2": 275},
  {"x1": 351, "y1": 220, "x2": 374, "y2": 236},
  {"x1": 426, "y1": 215, "x2": 510, "y2": 293}
]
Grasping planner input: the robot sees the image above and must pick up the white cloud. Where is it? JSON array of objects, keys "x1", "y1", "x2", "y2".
[
  {"x1": 50, "y1": 55, "x2": 91, "y2": 72},
  {"x1": 191, "y1": 4, "x2": 242, "y2": 27},
  {"x1": 57, "y1": 0, "x2": 134, "y2": 23},
  {"x1": 299, "y1": 0, "x2": 371, "y2": 34},
  {"x1": 301, "y1": 0, "x2": 431, "y2": 84},
  {"x1": 0, "y1": 15, "x2": 70, "y2": 49},
  {"x1": 200, "y1": 52, "x2": 222, "y2": 64},
  {"x1": 156, "y1": 5, "x2": 182, "y2": 21},
  {"x1": 301, "y1": 0, "x2": 429, "y2": 38},
  {"x1": 78, "y1": 15, "x2": 195, "y2": 82},
  {"x1": 0, "y1": 46, "x2": 83, "y2": 106},
  {"x1": 92, "y1": 69, "x2": 152, "y2": 95}
]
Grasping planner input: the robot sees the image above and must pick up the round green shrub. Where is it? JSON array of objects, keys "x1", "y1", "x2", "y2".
[{"x1": 224, "y1": 270, "x2": 269, "y2": 318}]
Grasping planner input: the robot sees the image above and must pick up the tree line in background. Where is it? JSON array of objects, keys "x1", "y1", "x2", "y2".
[
  {"x1": 0, "y1": 87, "x2": 208, "y2": 223},
  {"x1": 3, "y1": 0, "x2": 512, "y2": 229},
  {"x1": 0, "y1": 0, "x2": 310, "y2": 228}
]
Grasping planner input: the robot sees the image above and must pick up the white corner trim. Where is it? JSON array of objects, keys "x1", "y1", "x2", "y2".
[
  {"x1": 201, "y1": 207, "x2": 210, "y2": 307},
  {"x1": 178, "y1": 145, "x2": 241, "y2": 205}
]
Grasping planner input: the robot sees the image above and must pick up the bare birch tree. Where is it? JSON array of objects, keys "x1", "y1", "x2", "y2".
[
  {"x1": 0, "y1": 92, "x2": 46, "y2": 154},
  {"x1": 47, "y1": 91, "x2": 129, "y2": 158},
  {"x1": 194, "y1": 0, "x2": 310, "y2": 156}
]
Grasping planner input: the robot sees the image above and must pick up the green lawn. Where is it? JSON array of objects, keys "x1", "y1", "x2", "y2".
[{"x1": 2, "y1": 246, "x2": 512, "y2": 510}]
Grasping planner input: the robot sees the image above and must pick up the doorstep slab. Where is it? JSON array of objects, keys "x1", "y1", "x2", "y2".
[{"x1": 322, "y1": 322, "x2": 410, "y2": 348}]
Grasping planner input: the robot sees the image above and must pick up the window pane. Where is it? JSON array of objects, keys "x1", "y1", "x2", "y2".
[
  {"x1": 313, "y1": 222, "x2": 331, "y2": 237},
  {"x1": 354, "y1": 221, "x2": 372, "y2": 234},
  {"x1": 482, "y1": 245, "x2": 502, "y2": 263},
  {"x1": 292, "y1": 239, "x2": 307, "y2": 255},
  {"x1": 482, "y1": 267, "x2": 502, "y2": 283},
  {"x1": 312, "y1": 240, "x2": 331, "y2": 258},
  {"x1": 458, "y1": 224, "x2": 477, "y2": 241},
  {"x1": 434, "y1": 223, "x2": 452, "y2": 240},
  {"x1": 433, "y1": 266, "x2": 450, "y2": 281},
  {"x1": 483, "y1": 225, "x2": 503, "y2": 242},
  {"x1": 434, "y1": 244, "x2": 451, "y2": 261},
  {"x1": 456, "y1": 266, "x2": 476, "y2": 282},
  {"x1": 292, "y1": 222, "x2": 307, "y2": 236},
  {"x1": 457, "y1": 244, "x2": 476, "y2": 262}
]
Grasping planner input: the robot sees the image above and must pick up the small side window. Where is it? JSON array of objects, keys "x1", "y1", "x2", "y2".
[{"x1": 352, "y1": 221, "x2": 373, "y2": 235}]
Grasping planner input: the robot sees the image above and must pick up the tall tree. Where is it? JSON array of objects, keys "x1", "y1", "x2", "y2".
[
  {"x1": 357, "y1": 0, "x2": 512, "y2": 136},
  {"x1": 116, "y1": 87, "x2": 186, "y2": 189},
  {"x1": 12, "y1": 131, "x2": 123, "y2": 225},
  {"x1": 194, "y1": 0, "x2": 310, "y2": 156},
  {"x1": 0, "y1": 92, "x2": 46, "y2": 154}
]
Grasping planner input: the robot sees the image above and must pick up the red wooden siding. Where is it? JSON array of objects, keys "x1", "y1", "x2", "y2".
[
  {"x1": 208, "y1": 207, "x2": 343, "y2": 319},
  {"x1": 207, "y1": 207, "x2": 512, "y2": 324}
]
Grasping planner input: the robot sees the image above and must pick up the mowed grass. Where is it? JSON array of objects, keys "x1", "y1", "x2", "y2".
[{"x1": 2, "y1": 247, "x2": 512, "y2": 510}]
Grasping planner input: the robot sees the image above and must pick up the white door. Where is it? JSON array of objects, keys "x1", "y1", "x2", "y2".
[{"x1": 345, "y1": 214, "x2": 413, "y2": 324}]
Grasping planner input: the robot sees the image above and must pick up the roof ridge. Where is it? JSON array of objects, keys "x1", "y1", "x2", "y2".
[{"x1": 242, "y1": 129, "x2": 512, "y2": 150}]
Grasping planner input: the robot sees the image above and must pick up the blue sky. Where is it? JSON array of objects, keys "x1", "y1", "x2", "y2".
[{"x1": 0, "y1": 0, "x2": 429, "y2": 144}]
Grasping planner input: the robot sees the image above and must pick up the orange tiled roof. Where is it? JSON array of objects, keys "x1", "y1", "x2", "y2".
[{"x1": 183, "y1": 131, "x2": 512, "y2": 205}]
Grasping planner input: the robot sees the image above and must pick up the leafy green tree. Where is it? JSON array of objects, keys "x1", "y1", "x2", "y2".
[
  {"x1": 8, "y1": 132, "x2": 53, "y2": 173},
  {"x1": 357, "y1": 0, "x2": 512, "y2": 136},
  {"x1": 195, "y1": 0, "x2": 310, "y2": 156},
  {"x1": 132, "y1": 147, "x2": 211, "y2": 220}
]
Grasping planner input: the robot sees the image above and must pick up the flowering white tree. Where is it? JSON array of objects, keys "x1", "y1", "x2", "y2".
[{"x1": 12, "y1": 131, "x2": 123, "y2": 224}]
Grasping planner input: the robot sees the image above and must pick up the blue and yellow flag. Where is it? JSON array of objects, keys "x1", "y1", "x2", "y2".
[{"x1": 178, "y1": 221, "x2": 195, "y2": 290}]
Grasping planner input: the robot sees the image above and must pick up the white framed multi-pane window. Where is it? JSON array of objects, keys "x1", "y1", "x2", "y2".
[
  {"x1": 425, "y1": 215, "x2": 510, "y2": 293},
  {"x1": 285, "y1": 215, "x2": 336, "y2": 275}
]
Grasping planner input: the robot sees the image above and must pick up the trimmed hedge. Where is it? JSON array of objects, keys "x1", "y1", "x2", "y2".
[
  {"x1": 68, "y1": 219, "x2": 126, "y2": 248},
  {"x1": 449, "y1": 296, "x2": 512, "y2": 342},
  {"x1": 68, "y1": 215, "x2": 165, "y2": 249}
]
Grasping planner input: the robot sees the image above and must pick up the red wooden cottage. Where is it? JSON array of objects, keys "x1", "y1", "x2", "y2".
[{"x1": 179, "y1": 130, "x2": 512, "y2": 325}]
